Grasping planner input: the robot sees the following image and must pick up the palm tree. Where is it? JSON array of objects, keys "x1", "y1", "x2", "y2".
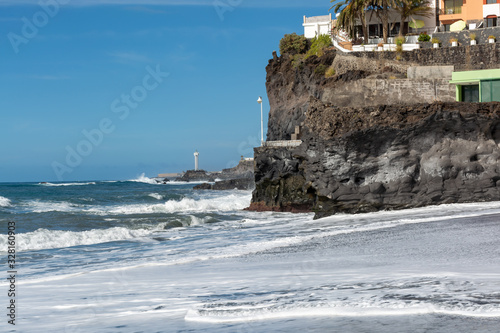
[
  {"x1": 394, "y1": 0, "x2": 433, "y2": 36},
  {"x1": 330, "y1": 0, "x2": 369, "y2": 42},
  {"x1": 369, "y1": 0, "x2": 394, "y2": 43}
]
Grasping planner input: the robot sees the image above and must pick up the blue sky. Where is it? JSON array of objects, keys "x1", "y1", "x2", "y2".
[{"x1": 1, "y1": 0, "x2": 330, "y2": 182}]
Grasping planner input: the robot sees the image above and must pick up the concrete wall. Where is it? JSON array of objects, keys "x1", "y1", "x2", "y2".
[
  {"x1": 432, "y1": 26, "x2": 500, "y2": 45},
  {"x1": 407, "y1": 66, "x2": 454, "y2": 80},
  {"x1": 321, "y1": 78, "x2": 456, "y2": 108},
  {"x1": 349, "y1": 42, "x2": 500, "y2": 71}
]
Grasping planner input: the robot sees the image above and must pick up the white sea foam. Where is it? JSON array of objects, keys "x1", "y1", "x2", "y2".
[
  {"x1": 189, "y1": 215, "x2": 209, "y2": 226},
  {"x1": 185, "y1": 304, "x2": 500, "y2": 323},
  {"x1": 97, "y1": 193, "x2": 251, "y2": 215},
  {"x1": 39, "y1": 182, "x2": 96, "y2": 186},
  {"x1": 25, "y1": 200, "x2": 84, "y2": 213},
  {"x1": 0, "y1": 227, "x2": 154, "y2": 252},
  {"x1": 148, "y1": 193, "x2": 164, "y2": 200},
  {"x1": 161, "y1": 193, "x2": 251, "y2": 213},
  {"x1": 129, "y1": 173, "x2": 158, "y2": 184},
  {"x1": 19, "y1": 192, "x2": 251, "y2": 215},
  {"x1": 0, "y1": 196, "x2": 11, "y2": 207}
]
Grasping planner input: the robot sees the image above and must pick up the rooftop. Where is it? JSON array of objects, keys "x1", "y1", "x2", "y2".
[{"x1": 304, "y1": 15, "x2": 331, "y2": 24}]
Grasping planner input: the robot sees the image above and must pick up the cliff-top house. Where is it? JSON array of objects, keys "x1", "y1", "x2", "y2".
[{"x1": 305, "y1": 0, "x2": 500, "y2": 44}]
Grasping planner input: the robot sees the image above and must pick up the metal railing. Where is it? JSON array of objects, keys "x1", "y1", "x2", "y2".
[{"x1": 439, "y1": 7, "x2": 462, "y2": 15}]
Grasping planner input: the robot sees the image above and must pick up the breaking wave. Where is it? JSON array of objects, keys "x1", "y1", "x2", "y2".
[
  {"x1": 20, "y1": 192, "x2": 252, "y2": 215},
  {"x1": 128, "y1": 173, "x2": 158, "y2": 185},
  {"x1": 0, "y1": 196, "x2": 11, "y2": 207},
  {"x1": 39, "y1": 182, "x2": 96, "y2": 186},
  {"x1": 148, "y1": 193, "x2": 164, "y2": 200},
  {"x1": 0, "y1": 227, "x2": 154, "y2": 252}
]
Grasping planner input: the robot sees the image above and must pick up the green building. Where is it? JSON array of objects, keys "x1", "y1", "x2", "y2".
[{"x1": 449, "y1": 68, "x2": 500, "y2": 103}]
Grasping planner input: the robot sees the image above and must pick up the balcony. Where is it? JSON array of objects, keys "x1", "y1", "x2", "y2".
[
  {"x1": 484, "y1": 3, "x2": 500, "y2": 17},
  {"x1": 439, "y1": 7, "x2": 462, "y2": 15}
]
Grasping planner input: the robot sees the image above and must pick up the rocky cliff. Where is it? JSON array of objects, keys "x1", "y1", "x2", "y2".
[{"x1": 250, "y1": 49, "x2": 500, "y2": 218}]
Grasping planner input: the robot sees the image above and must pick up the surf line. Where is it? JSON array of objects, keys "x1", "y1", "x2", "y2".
[{"x1": 6, "y1": 221, "x2": 16, "y2": 326}]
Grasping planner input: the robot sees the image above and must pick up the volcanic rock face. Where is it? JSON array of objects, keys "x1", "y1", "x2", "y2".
[
  {"x1": 250, "y1": 48, "x2": 500, "y2": 218},
  {"x1": 193, "y1": 178, "x2": 255, "y2": 191},
  {"x1": 265, "y1": 50, "x2": 337, "y2": 141},
  {"x1": 251, "y1": 49, "x2": 500, "y2": 218}
]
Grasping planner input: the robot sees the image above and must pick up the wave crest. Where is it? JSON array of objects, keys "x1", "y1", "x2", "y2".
[
  {"x1": 0, "y1": 227, "x2": 153, "y2": 252},
  {"x1": 148, "y1": 193, "x2": 164, "y2": 200},
  {"x1": 39, "y1": 182, "x2": 96, "y2": 187},
  {"x1": 19, "y1": 192, "x2": 251, "y2": 215},
  {"x1": 128, "y1": 173, "x2": 158, "y2": 185},
  {"x1": 0, "y1": 196, "x2": 11, "y2": 207}
]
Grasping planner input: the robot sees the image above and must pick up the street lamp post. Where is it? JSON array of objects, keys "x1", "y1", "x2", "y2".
[{"x1": 257, "y1": 96, "x2": 263, "y2": 146}]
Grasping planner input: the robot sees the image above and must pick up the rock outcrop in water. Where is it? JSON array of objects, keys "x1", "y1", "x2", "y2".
[
  {"x1": 178, "y1": 159, "x2": 254, "y2": 183},
  {"x1": 248, "y1": 48, "x2": 500, "y2": 218},
  {"x1": 188, "y1": 159, "x2": 255, "y2": 190},
  {"x1": 193, "y1": 178, "x2": 255, "y2": 191}
]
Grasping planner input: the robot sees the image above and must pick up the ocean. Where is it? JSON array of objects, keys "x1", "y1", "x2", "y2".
[{"x1": 1, "y1": 177, "x2": 500, "y2": 333}]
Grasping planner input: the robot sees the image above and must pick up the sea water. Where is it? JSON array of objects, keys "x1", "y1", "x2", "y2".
[{"x1": 0, "y1": 177, "x2": 500, "y2": 332}]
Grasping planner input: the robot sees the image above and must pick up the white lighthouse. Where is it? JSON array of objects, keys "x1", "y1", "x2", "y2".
[{"x1": 194, "y1": 150, "x2": 199, "y2": 171}]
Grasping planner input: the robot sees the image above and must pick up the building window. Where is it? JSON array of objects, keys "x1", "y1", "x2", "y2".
[
  {"x1": 481, "y1": 80, "x2": 500, "y2": 102},
  {"x1": 369, "y1": 24, "x2": 380, "y2": 38},
  {"x1": 486, "y1": 17, "x2": 498, "y2": 28},
  {"x1": 462, "y1": 85, "x2": 479, "y2": 103},
  {"x1": 444, "y1": 0, "x2": 462, "y2": 14},
  {"x1": 487, "y1": 0, "x2": 497, "y2": 4}
]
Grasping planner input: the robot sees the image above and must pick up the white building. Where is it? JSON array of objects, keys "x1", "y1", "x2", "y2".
[
  {"x1": 360, "y1": 7, "x2": 438, "y2": 41},
  {"x1": 194, "y1": 150, "x2": 199, "y2": 171},
  {"x1": 303, "y1": 14, "x2": 333, "y2": 38}
]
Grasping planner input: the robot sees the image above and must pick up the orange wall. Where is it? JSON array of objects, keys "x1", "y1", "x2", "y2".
[
  {"x1": 440, "y1": 0, "x2": 485, "y2": 23},
  {"x1": 467, "y1": 0, "x2": 485, "y2": 20}
]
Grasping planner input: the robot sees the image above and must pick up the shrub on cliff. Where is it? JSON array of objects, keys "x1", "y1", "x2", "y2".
[
  {"x1": 315, "y1": 64, "x2": 328, "y2": 75},
  {"x1": 279, "y1": 33, "x2": 308, "y2": 55},
  {"x1": 306, "y1": 34, "x2": 333, "y2": 58}
]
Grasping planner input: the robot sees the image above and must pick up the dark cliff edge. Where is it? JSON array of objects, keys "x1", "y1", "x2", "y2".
[{"x1": 248, "y1": 49, "x2": 500, "y2": 219}]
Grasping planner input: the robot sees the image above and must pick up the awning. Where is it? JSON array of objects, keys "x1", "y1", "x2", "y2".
[
  {"x1": 450, "y1": 20, "x2": 466, "y2": 31},
  {"x1": 409, "y1": 19, "x2": 425, "y2": 29}
]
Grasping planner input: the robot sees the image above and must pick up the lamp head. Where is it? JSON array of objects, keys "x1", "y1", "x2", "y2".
[{"x1": 257, "y1": 96, "x2": 263, "y2": 104}]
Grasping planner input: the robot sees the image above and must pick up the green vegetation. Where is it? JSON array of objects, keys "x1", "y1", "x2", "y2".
[
  {"x1": 291, "y1": 54, "x2": 305, "y2": 69},
  {"x1": 331, "y1": 0, "x2": 368, "y2": 42},
  {"x1": 280, "y1": 33, "x2": 332, "y2": 72},
  {"x1": 396, "y1": 0, "x2": 433, "y2": 36},
  {"x1": 279, "y1": 33, "x2": 308, "y2": 55},
  {"x1": 395, "y1": 36, "x2": 404, "y2": 57},
  {"x1": 469, "y1": 33, "x2": 476, "y2": 41},
  {"x1": 306, "y1": 34, "x2": 333, "y2": 58},
  {"x1": 331, "y1": 0, "x2": 433, "y2": 42},
  {"x1": 325, "y1": 67, "x2": 336, "y2": 78},
  {"x1": 431, "y1": 37, "x2": 440, "y2": 44},
  {"x1": 315, "y1": 64, "x2": 328, "y2": 75},
  {"x1": 418, "y1": 32, "x2": 431, "y2": 42}
]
